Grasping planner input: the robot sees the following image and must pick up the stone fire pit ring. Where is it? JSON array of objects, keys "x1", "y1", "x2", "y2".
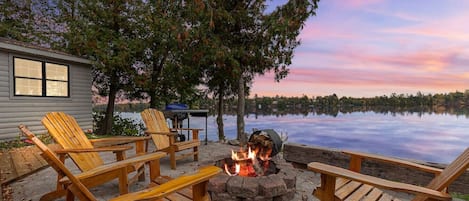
[{"x1": 208, "y1": 156, "x2": 297, "y2": 201}]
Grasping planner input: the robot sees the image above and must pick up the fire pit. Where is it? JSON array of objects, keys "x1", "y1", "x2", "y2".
[{"x1": 208, "y1": 129, "x2": 297, "y2": 201}]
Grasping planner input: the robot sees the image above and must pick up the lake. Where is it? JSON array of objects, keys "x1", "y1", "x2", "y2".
[{"x1": 120, "y1": 111, "x2": 469, "y2": 164}]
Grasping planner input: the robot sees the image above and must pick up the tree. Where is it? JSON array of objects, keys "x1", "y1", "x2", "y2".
[
  {"x1": 202, "y1": 0, "x2": 320, "y2": 142},
  {"x1": 55, "y1": 0, "x2": 145, "y2": 134},
  {"x1": 130, "y1": 1, "x2": 207, "y2": 109},
  {"x1": 0, "y1": 0, "x2": 58, "y2": 44}
]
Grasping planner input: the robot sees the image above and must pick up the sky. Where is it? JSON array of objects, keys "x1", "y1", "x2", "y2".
[{"x1": 251, "y1": 0, "x2": 469, "y2": 98}]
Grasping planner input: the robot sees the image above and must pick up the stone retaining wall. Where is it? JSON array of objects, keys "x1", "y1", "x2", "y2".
[{"x1": 283, "y1": 143, "x2": 469, "y2": 194}]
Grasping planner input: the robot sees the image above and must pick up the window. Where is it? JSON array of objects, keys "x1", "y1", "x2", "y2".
[{"x1": 14, "y1": 57, "x2": 69, "y2": 97}]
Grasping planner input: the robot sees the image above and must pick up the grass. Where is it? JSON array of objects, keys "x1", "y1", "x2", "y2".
[
  {"x1": 0, "y1": 134, "x2": 53, "y2": 150},
  {"x1": 0, "y1": 133, "x2": 113, "y2": 150},
  {"x1": 453, "y1": 193, "x2": 469, "y2": 201}
]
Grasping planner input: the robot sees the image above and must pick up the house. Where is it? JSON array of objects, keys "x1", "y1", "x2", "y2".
[{"x1": 0, "y1": 38, "x2": 92, "y2": 141}]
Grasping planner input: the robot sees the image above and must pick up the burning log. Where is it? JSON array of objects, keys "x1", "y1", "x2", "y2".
[
  {"x1": 248, "y1": 129, "x2": 283, "y2": 158},
  {"x1": 224, "y1": 129, "x2": 283, "y2": 177}
]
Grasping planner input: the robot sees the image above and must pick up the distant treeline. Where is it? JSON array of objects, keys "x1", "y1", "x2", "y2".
[
  {"x1": 95, "y1": 90, "x2": 469, "y2": 116},
  {"x1": 313, "y1": 91, "x2": 469, "y2": 108}
]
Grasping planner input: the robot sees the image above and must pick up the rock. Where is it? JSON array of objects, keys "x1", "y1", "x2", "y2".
[{"x1": 227, "y1": 139, "x2": 240, "y2": 146}]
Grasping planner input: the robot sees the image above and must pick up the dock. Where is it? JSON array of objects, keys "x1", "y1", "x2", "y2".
[{"x1": 0, "y1": 145, "x2": 55, "y2": 186}]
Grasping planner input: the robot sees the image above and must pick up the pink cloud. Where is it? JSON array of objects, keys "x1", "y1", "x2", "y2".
[
  {"x1": 293, "y1": 46, "x2": 465, "y2": 76},
  {"x1": 252, "y1": 67, "x2": 468, "y2": 98},
  {"x1": 379, "y1": 13, "x2": 469, "y2": 41},
  {"x1": 251, "y1": 0, "x2": 469, "y2": 98},
  {"x1": 298, "y1": 21, "x2": 359, "y2": 42}
]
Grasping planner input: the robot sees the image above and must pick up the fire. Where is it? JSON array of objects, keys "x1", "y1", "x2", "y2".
[{"x1": 224, "y1": 146, "x2": 271, "y2": 177}]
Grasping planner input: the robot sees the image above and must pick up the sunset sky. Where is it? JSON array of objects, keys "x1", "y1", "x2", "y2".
[{"x1": 251, "y1": 0, "x2": 469, "y2": 98}]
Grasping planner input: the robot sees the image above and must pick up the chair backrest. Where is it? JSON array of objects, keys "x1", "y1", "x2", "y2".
[
  {"x1": 141, "y1": 108, "x2": 171, "y2": 150},
  {"x1": 426, "y1": 148, "x2": 469, "y2": 190},
  {"x1": 18, "y1": 125, "x2": 97, "y2": 201},
  {"x1": 411, "y1": 148, "x2": 469, "y2": 201},
  {"x1": 42, "y1": 112, "x2": 104, "y2": 172}
]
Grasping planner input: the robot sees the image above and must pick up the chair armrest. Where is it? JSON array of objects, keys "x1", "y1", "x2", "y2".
[
  {"x1": 308, "y1": 162, "x2": 451, "y2": 201},
  {"x1": 54, "y1": 145, "x2": 133, "y2": 153},
  {"x1": 144, "y1": 131, "x2": 177, "y2": 136},
  {"x1": 343, "y1": 150, "x2": 443, "y2": 175},
  {"x1": 109, "y1": 166, "x2": 222, "y2": 201},
  {"x1": 61, "y1": 152, "x2": 167, "y2": 183}
]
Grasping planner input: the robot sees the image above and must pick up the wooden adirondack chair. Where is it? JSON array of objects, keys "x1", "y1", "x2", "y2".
[
  {"x1": 141, "y1": 108, "x2": 201, "y2": 170},
  {"x1": 308, "y1": 148, "x2": 469, "y2": 201},
  {"x1": 19, "y1": 124, "x2": 222, "y2": 201},
  {"x1": 40, "y1": 112, "x2": 152, "y2": 200}
]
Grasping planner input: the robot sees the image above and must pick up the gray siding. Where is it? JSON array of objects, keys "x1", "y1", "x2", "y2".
[{"x1": 0, "y1": 49, "x2": 92, "y2": 140}]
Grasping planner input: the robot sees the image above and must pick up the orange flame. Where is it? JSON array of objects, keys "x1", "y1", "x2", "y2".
[{"x1": 225, "y1": 147, "x2": 259, "y2": 176}]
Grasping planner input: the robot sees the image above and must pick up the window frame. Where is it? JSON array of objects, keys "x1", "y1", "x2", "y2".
[{"x1": 13, "y1": 56, "x2": 70, "y2": 98}]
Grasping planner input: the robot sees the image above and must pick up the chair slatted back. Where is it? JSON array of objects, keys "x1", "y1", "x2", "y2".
[
  {"x1": 427, "y1": 148, "x2": 469, "y2": 190},
  {"x1": 141, "y1": 109, "x2": 171, "y2": 150},
  {"x1": 412, "y1": 148, "x2": 469, "y2": 201},
  {"x1": 42, "y1": 112, "x2": 104, "y2": 172},
  {"x1": 19, "y1": 125, "x2": 97, "y2": 201}
]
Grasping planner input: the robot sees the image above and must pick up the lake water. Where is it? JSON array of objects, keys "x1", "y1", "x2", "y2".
[{"x1": 120, "y1": 111, "x2": 469, "y2": 164}]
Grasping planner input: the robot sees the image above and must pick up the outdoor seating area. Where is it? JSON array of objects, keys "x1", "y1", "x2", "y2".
[
  {"x1": 3, "y1": 1, "x2": 469, "y2": 200},
  {"x1": 1, "y1": 112, "x2": 469, "y2": 201},
  {"x1": 41, "y1": 112, "x2": 153, "y2": 199},
  {"x1": 308, "y1": 148, "x2": 469, "y2": 201},
  {"x1": 18, "y1": 125, "x2": 221, "y2": 201},
  {"x1": 141, "y1": 108, "x2": 202, "y2": 170}
]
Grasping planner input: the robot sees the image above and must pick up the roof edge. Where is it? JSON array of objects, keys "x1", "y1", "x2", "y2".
[{"x1": 0, "y1": 38, "x2": 92, "y2": 65}]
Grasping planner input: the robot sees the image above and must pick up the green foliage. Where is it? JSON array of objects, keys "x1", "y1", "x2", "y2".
[
  {"x1": 199, "y1": 0, "x2": 320, "y2": 141},
  {"x1": 130, "y1": 1, "x2": 207, "y2": 108},
  {"x1": 0, "y1": 132, "x2": 53, "y2": 150},
  {"x1": 452, "y1": 193, "x2": 469, "y2": 201},
  {"x1": 93, "y1": 111, "x2": 144, "y2": 136},
  {"x1": 313, "y1": 90, "x2": 469, "y2": 109}
]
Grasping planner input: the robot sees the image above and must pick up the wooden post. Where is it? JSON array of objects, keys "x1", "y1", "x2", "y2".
[
  {"x1": 192, "y1": 181, "x2": 210, "y2": 201},
  {"x1": 349, "y1": 155, "x2": 362, "y2": 172},
  {"x1": 320, "y1": 174, "x2": 336, "y2": 201},
  {"x1": 118, "y1": 167, "x2": 129, "y2": 195},
  {"x1": 115, "y1": 151, "x2": 126, "y2": 161},
  {"x1": 149, "y1": 159, "x2": 161, "y2": 181},
  {"x1": 135, "y1": 140, "x2": 144, "y2": 154},
  {"x1": 135, "y1": 140, "x2": 146, "y2": 181},
  {"x1": 169, "y1": 147, "x2": 176, "y2": 170}
]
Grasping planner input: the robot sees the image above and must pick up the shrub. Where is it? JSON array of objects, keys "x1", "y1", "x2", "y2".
[{"x1": 93, "y1": 111, "x2": 144, "y2": 136}]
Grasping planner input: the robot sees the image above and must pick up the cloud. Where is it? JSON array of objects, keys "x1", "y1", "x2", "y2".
[{"x1": 252, "y1": 0, "x2": 469, "y2": 98}]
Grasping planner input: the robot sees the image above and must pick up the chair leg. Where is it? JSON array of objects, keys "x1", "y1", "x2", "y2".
[
  {"x1": 192, "y1": 180, "x2": 209, "y2": 201},
  {"x1": 149, "y1": 159, "x2": 161, "y2": 181},
  {"x1": 318, "y1": 174, "x2": 336, "y2": 201},
  {"x1": 65, "y1": 189, "x2": 75, "y2": 201},
  {"x1": 194, "y1": 146, "x2": 199, "y2": 161},
  {"x1": 137, "y1": 166, "x2": 146, "y2": 181},
  {"x1": 170, "y1": 149, "x2": 177, "y2": 170},
  {"x1": 118, "y1": 168, "x2": 129, "y2": 195}
]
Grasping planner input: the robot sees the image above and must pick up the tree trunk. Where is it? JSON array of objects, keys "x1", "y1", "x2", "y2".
[
  {"x1": 149, "y1": 55, "x2": 167, "y2": 108},
  {"x1": 149, "y1": 72, "x2": 158, "y2": 108},
  {"x1": 216, "y1": 87, "x2": 225, "y2": 142},
  {"x1": 237, "y1": 76, "x2": 246, "y2": 145},
  {"x1": 101, "y1": 74, "x2": 118, "y2": 135}
]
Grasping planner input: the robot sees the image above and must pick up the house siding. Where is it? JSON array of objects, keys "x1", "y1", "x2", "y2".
[{"x1": 0, "y1": 48, "x2": 92, "y2": 140}]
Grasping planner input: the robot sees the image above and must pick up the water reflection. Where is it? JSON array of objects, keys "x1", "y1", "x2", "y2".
[{"x1": 121, "y1": 108, "x2": 469, "y2": 164}]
